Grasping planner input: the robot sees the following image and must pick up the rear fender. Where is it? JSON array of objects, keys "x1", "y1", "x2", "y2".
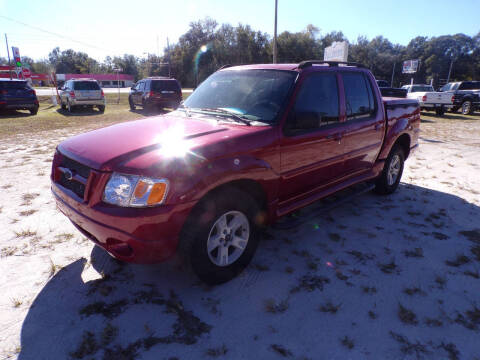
[{"x1": 378, "y1": 103, "x2": 420, "y2": 160}]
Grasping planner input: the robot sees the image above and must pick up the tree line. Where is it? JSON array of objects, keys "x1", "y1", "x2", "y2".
[{"x1": 2, "y1": 18, "x2": 480, "y2": 88}]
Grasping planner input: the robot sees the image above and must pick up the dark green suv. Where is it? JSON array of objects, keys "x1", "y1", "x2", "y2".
[{"x1": 129, "y1": 77, "x2": 182, "y2": 112}]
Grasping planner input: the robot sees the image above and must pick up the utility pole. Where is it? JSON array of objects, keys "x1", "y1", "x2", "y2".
[
  {"x1": 446, "y1": 58, "x2": 453, "y2": 84},
  {"x1": 5, "y1": 34, "x2": 12, "y2": 80},
  {"x1": 167, "y1": 37, "x2": 171, "y2": 77},
  {"x1": 273, "y1": 0, "x2": 278, "y2": 64},
  {"x1": 390, "y1": 62, "x2": 396, "y2": 87}
]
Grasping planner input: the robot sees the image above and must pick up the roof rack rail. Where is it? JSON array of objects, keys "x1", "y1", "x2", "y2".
[
  {"x1": 298, "y1": 60, "x2": 366, "y2": 69},
  {"x1": 218, "y1": 64, "x2": 234, "y2": 70}
]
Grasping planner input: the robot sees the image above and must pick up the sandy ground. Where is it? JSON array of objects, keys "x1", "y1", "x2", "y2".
[{"x1": 0, "y1": 113, "x2": 479, "y2": 360}]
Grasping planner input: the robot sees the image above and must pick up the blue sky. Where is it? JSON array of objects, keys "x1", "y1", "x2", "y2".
[{"x1": 0, "y1": 0, "x2": 479, "y2": 62}]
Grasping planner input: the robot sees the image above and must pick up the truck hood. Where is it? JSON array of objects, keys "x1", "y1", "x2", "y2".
[{"x1": 58, "y1": 113, "x2": 259, "y2": 171}]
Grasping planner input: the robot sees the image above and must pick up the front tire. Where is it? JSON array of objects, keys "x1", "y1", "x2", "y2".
[
  {"x1": 67, "y1": 100, "x2": 73, "y2": 113},
  {"x1": 179, "y1": 188, "x2": 261, "y2": 285},
  {"x1": 129, "y1": 96, "x2": 135, "y2": 110},
  {"x1": 374, "y1": 145, "x2": 405, "y2": 195}
]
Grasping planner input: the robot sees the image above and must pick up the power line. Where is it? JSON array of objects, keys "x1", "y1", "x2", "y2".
[{"x1": 0, "y1": 15, "x2": 114, "y2": 53}]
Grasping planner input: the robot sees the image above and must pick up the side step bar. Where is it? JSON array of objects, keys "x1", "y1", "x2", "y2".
[{"x1": 272, "y1": 182, "x2": 375, "y2": 230}]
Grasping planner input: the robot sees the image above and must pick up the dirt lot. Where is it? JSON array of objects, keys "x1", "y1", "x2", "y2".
[{"x1": 0, "y1": 107, "x2": 479, "y2": 360}]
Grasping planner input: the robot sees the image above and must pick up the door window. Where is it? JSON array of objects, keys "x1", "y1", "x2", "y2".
[
  {"x1": 285, "y1": 73, "x2": 339, "y2": 134},
  {"x1": 343, "y1": 72, "x2": 376, "y2": 120}
]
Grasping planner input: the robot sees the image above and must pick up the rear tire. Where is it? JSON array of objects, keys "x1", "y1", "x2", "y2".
[
  {"x1": 129, "y1": 96, "x2": 135, "y2": 110},
  {"x1": 374, "y1": 145, "x2": 405, "y2": 195},
  {"x1": 30, "y1": 105, "x2": 38, "y2": 115},
  {"x1": 435, "y1": 106, "x2": 445, "y2": 116},
  {"x1": 462, "y1": 100, "x2": 473, "y2": 115},
  {"x1": 179, "y1": 188, "x2": 261, "y2": 285},
  {"x1": 98, "y1": 105, "x2": 105, "y2": 113},
  {"x1": 67, "y1": 100, "x2": 73, "y2": 113}
]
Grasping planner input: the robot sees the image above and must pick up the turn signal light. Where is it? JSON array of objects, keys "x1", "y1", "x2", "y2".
[{"x1": 147, "y1": 182, "x2": 168, "y2": 205}]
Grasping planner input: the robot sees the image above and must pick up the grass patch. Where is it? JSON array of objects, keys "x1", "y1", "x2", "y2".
[
  {"x1": 11, "y1": 298, "x2": 22, "y2": 308},
  {"x1": 21, "y1": 192, "x2": 39, "y2": 206},
  {"x1": 378, "y1": 259, "x2": 400, "y2": 274},
  {"x1": 403, "y1": 286, "x2": 426, "y2": 296},
  {"x1": 319, "y1": 301, "x2": 341, "y2": 314},
  {"x1": 403, "y1": 248, "x2": 424, "y2": 258},
  {"x1": 19, "y1": 209, "x2": 37, "y2": 217},
  {"x1": 454, "y1": 305, "x2": 480, "y2": 330},
  {"x1": 79, "y1": 299, "x2": 129, "y2": 319},
  {"x1": 340, "y1": 336, "x2": 354, "y2": 350},
  {"x1": 290, "y1": 274, "x2": 330, "y2": 293},
  {"x1": 0, "y1": 94, "x2": 147, "y2": 139},
  {"x1": 445, "y1": 254, "x2": 470, "y2": 267},
  {"x1": 15, "y1": 229, "x2": 37, "y2": 238},
  {"x1": 398, "y1": 304, "x2": 418, "y2": 325},
  {"x1": 464, "y1": 270, "x2": 480, "y2": 279},
  {"x1": 361, "y1": 286, "x2": 377, "y2": 294},
  {"x1": 390, "y1": 331, "x2": 430, "y2": 357},
  {"x1": 70, "y1": 331, "x2": 99, "y2": 359},
  {"x1": 270, "y1": 344, "x2": 293, "y2": 357},
  {"x1": 206, "y1": 344, "x2": 228, "y2": 357},
  {"x1": 264, "y1": 298, "x2": 289, "y2": 314},
  {"x1": 101, "y1": 323, "x2": 119, "y2": 346},
  {"x1": 459, "y1": 229, "x2": 480, "y2": 243},
  {"x1": 424, "y1": 317, "x2": 443, "y2": 327}
]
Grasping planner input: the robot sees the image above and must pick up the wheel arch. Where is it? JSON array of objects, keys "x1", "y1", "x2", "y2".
[{"x1": 394, "y1": 133, "x2": 411, "y2": 159}]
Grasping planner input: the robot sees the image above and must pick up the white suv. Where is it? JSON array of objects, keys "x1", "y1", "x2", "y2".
[{"x1": 59, "y1": 79, "x2": 106, "y2": 113}]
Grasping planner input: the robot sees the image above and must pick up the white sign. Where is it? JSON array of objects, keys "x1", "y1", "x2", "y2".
[
  {"x1": 324, "y1": 41, "x2": 349, "y2": 62},
  {"x1": 402, "y1": 60, "x2": 419, "y2": 74},
  {"x1": 12, "y1": 46, "x2": 20, "y2": 58}
]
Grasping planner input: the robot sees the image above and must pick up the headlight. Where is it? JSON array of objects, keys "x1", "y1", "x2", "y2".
[{"x1": 103, "y1": 172, "x2": 169, "y2": 207}]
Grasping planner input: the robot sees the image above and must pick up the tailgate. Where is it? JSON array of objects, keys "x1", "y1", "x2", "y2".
[{"x1": 426, "y1": 92, "x2": 453, "y2": 105}]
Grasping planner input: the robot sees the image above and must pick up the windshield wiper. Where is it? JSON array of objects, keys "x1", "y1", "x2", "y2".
[
  {"x1": 177, "y1": 103, "x2": 191, "y2": 117},
  {"x1": 193, "y1": 107, "x2": 252, "y2": 126}
]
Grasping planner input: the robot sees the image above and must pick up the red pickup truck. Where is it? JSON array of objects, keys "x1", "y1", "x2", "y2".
[{"x1": 51, "y1": 61, "x2": 420, "y2": 284}]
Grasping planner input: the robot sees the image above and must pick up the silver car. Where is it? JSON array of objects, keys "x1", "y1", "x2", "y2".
[{"x1": 59, "y1": 79, "x2": 106, "y2": 113}]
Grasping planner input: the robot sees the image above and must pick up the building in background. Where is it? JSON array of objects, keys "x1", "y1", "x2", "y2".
[
  {"x1": 57, "y1": 73, "x2": 134, "y2": 88},
  {"x1": 0, "y1": 66, "x2": 134, "y2": 87}
]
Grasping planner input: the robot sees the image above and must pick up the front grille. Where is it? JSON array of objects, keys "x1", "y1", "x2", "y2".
[
  {"x1": 61, "y1": 156, "x2": 91, "y2": 178},
  {"x1": 56, "y1": 154, "x2": 91, "y2": 200},
  {"x1": 59, "y1": 171, "x2": 86, "y2": 198}
]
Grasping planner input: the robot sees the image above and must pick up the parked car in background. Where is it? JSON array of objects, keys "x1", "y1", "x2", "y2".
[
  {"x1": 129, "y1": 77, "x2": 182, "y2": 112},
  {"x1": 59, "y1": 79, "x2": 105, "y2": 113},
  {"x1": 52, "y1": 61, "x2": 420, "y2": 284},
  {"x1": 439, "y1": 81, "x2": 480, "y2": 115},
  {"x1": 376, "y1": 80, "x2": 407, "y2": 98},
  {"x1": 0, "y1": 79, "x2": 39, "y2": 115},
  {"x1": 402, "y1": 84, "x2": 453, "y2": 116}
]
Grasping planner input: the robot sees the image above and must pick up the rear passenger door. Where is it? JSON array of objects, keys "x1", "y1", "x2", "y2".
[
  {"x1": 279, "y1": 71, "x2": 348, "y2": 203},
  {"x1": 134, "y1": 81, "x2": 144, "y2": 104},
  {"x1": 340, "y1": 71, "x2": 384, "y2": 176}
]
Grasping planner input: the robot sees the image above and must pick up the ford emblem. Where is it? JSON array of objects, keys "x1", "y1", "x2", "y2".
[{"x1": 64, "y1": 169, "x2": 73, "y2": 181}]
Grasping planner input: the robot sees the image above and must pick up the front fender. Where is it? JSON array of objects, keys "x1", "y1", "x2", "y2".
[{"x1": 167, "y1": 154, "x2": 279, "y2": 205}]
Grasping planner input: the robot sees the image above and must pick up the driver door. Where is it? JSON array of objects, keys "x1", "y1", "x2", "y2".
[{"x1": 279, "y1": 71, "x2": 348, "y2": 204}]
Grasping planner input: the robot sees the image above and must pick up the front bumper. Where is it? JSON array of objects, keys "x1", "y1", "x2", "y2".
[{"x1": 52, "y1": 183, "x2": 194, "y2": 263}]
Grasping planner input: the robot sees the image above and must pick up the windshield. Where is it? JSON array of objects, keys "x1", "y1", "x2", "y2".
[
  {"x1": 183, "y1": 69, "x2": 297, "y2": 123},
  {"x1": 411, "y1": 85, "x2": 434, "y2": 92}
]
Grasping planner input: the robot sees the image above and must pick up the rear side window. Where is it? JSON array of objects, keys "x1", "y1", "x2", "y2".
[
  {"x1": 286, "y1": 72, "x2": 339, "y2": 133},
  {"x1": 343, "y1": 72, "x2": 376, "y2": 120},
  {"x1": 73, "y1": 81, "x2": 100, "y2": 90},
  {"x1": 151, "y1": 80, "x2": 180, "y2": 92},
  {"x1": 0, "y1": 81, "x2": 28, "y2": 89},
  {"x1": 459, "y1": 82, "x2": 480, "y2": 90}
]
